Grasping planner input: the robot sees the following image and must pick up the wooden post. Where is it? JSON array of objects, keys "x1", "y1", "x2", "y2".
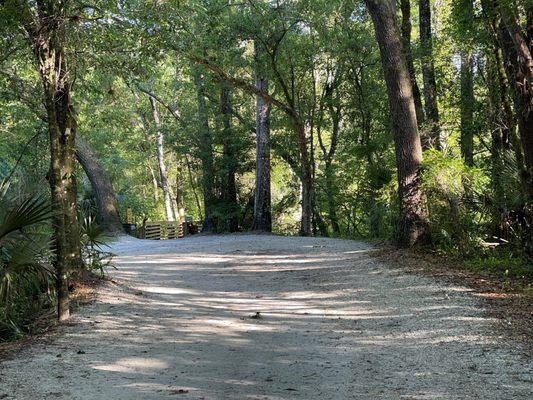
[{"x1": 179, "y1": 208, "x2": 186, "y2": 237}]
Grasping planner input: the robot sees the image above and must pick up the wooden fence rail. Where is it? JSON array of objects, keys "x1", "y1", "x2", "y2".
[{"x1": 139, "y1": 221, "x2": 184, "y2": 240}]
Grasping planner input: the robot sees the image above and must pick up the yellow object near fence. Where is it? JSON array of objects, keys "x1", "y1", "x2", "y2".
[{"x1": 126, "y1": 207, "x2": 133, "y2": 224}]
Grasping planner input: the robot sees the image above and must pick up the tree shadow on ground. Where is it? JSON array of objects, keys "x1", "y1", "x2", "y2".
[{"x1": 3, "y1": 235, "x2": 532, "y2": 399}]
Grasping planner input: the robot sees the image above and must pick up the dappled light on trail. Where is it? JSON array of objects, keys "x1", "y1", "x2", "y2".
[{"x1": 1, "y1": 235, "x2": 531, "y2": 399}]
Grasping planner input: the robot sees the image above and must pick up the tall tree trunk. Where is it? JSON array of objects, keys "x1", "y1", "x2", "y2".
[
  {"x1": 492, "y1": 22, "x2": 526, "y2": 194},
  {"x1": 497, "y1": 6, "x2": 533, "y2": 202},
  {"x1": 75, "y1": 134, "x2": 123, "y2": 233},
  {"x1": 481, "y1": 0, "x2": 531, "y2": 202},
  {"x1": 148, "y1": 95, "x2": 175, "y2": 221},
  {"x1": 192, "y1": 66, "x2": 216, "y2": 232},
  {"x1": 19, "y1": 0, "x2": 83, "y2": 320},
  {"x1": 491, "y1": 19, "x2": 533, "y2": 202},
  {"x1": 327, "y1": 101, "x2": 341, "y2": 235},
  {"x1": 486, "y1": 2, "x2": 533, "y2": 253},
  {"x1": 487, "y1": 53, "x2": 507, "y2": 235},
  {"x1": 129, "y1": 87, "x2": 161, "y2": 203},
  {"x1": 493, "y1": 47, "x2": 514, "y2": 150},
  {"x1": 318, "y1": 92, "x2": 341, "y2": 235},
  {"x1": 324, "y1": 165, "x2": 340, "y2": 235},
  {"x1": 185, "y1": 155, "x2": 204, "y2": 221},
  {"x1": 252, "y1": 41, "x2": 272, "y2": 232},
  {"x1": 460, "y1": 51, "x2": 475, "y2": 166},
  {"x1": 296, "y1": 122, "x2": 313, "y2": 236},
  {"x1": 175, "y1": 164, "x2": 184, "y2": 220},
  {"x1": 365, "y1": 0, "x2": 430, "y2": 247},
  {"x1": 400, "y1": 0, "x2": 425, "y2": 126},
  {"x1": 419, "y1": 0, "x2": 442, "y2": 149},
  {"x1": 460, "y1": 0, "x2": 475, "y2": 166},
  {"x1": 220, "y1": 82, "x2": 239, "y2": 232}
]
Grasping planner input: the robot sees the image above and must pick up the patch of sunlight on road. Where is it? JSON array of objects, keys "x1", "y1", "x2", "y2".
[
  {"x1": 93, "y1": 357, "x2": 169, "y2": 373},
  {"x1": 343, "y1": 249, "x2": 375, "y2": 254},
  {"x1": 137, "y1": 286, "x2": 201, "y2": 295}
]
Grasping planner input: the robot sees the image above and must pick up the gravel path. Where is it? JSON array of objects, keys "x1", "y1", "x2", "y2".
[{"x1": 1, "y1": 234, "x2": 531, "y2": 399}]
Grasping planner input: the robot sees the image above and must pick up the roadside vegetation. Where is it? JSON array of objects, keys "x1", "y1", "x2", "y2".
[{"x1": 0, "y1": 176, "x2": 112, "y2": 342}]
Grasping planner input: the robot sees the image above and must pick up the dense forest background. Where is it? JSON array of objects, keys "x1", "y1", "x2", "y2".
[{"x1": 0, "y1": 0, "x2": 531, "y2": 336}]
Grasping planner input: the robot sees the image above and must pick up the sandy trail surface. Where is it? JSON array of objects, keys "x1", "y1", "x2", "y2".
[{"x1": 1, "y1": 234, "x2": 531, "y2": 399}]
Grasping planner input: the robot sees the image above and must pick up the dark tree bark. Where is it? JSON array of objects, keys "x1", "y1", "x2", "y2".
[
  {"x1": 460, "y1": 51, "x2": 475, "y2": 166},
  {"x1": 460, "y1": 0, "x2": 475, "y2": 167},
  {"x1": 364, "y1": 0, "x2": 430, "y2": 247},
  {"x1": 252, "y1": 41, "x2": 272, "y2": 232},
  {"x1": 419, "y1": 0, "x2": 442, "y2": 149},
  {"x1": 192, "y1": 65, "x2": 216, "y2": 232},
  {"x1": 479, "y1": 0, "x2": 532, "y2": 246},
  {"x1": 148, "y1": 95, "x2": 176, "y2": 221},
  {"x1": 495, "y1": 44, "x2": 529, "y2": 199},
  {"x1": 400, "y1": 0, "x2": 425, "y2": 126},
  {"x1": 481, "y1": 1, "x2": 533, "y2": 254},
  {"x1": 75, "y1": 134, "x2": 123, "y2": 233},
  {"x1": 487, "y1": 52, "x2": 508, "y2": 234},
  {"x1": 482, "y1": 0, "x2": 533, "y2": 201},
  {"x1": 493, "y1": 47, "x2": 515, "y2": 150},
  {"x1": 498, "y1": 6, "x2": 533, "y2": 202},
  {"x1": 220, "y1": 82, "x2": 239, "y2": 232},
  {"x1": 175, "y1": 164, "x2": 184, "y2": 216},
  {"x1": 16, "y1": 0, "x2": 83, "y2": 320}
]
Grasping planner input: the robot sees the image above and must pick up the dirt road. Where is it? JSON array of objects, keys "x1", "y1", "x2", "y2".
[{"x1": 1, "y1": 234, "x2": 531, "y2": 399}]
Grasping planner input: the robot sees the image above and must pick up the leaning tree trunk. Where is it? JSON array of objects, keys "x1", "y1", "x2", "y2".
[
  {"x1": 365, "y1": 0, "x2": 430, "y2": 247},
  {"x1": 400, "y1": 0, "x2": 425, "y2": 126},
  {"x1": 252, "y1": 41, "x2": 272, "y2": 232},
  {"x1": 148, "y1": 95, "x2": 176, "y2": 221},
  {"x1": 419, "y1": 0, "x2": 442, "y2": 149},
  {"x1": 75, "y1": 134, "x2": 123, "y2": 233},
  {"x1": 20, "y1": 0, "x2": 83, "y2": 320},
  {"x1": 220, "y1": 82, "x2": 239, "y2": 232}
]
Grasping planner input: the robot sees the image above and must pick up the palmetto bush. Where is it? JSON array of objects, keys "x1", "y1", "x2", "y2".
[
  {"x1": 79, "y1": 212, "x2": 114, "y2": 277},
  {"x1": 421, "y1": 150, "x2": 489, "y2": 255},
  {"x1": 0, "y1": 179, "x2": 54, "y2": 341}
]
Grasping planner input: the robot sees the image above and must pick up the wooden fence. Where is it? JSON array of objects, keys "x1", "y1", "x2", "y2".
[{"x1": 139, "y1": 221, "x2": 184, "y2": 240}]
